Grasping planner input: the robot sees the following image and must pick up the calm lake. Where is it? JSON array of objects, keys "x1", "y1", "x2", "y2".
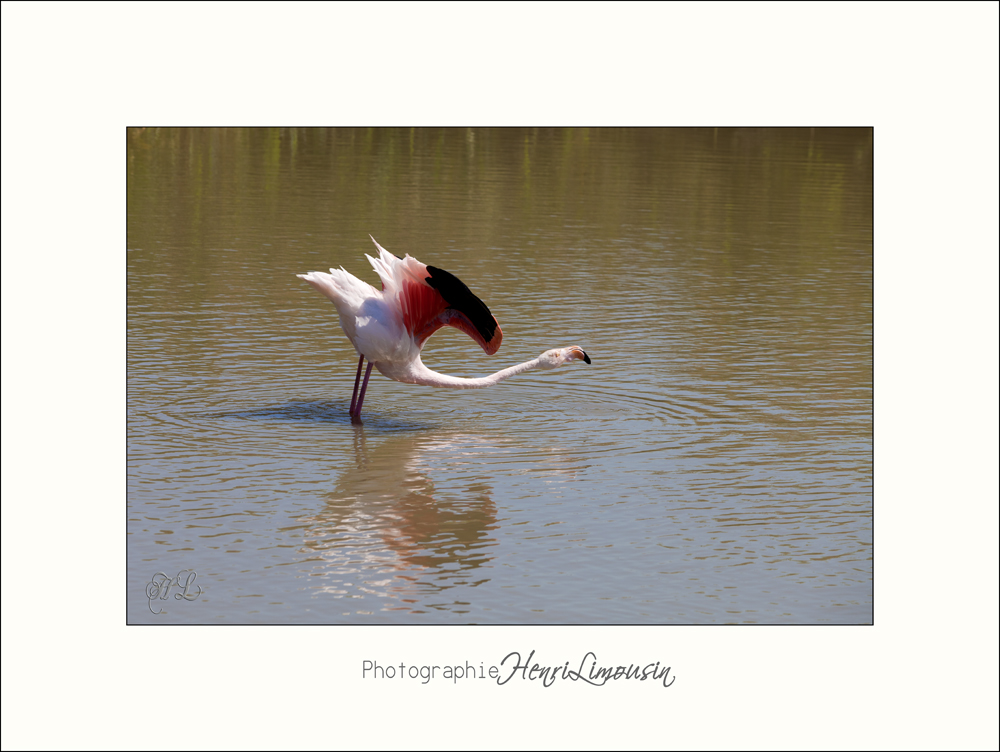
[{"x1": 127, "y1": 127, "x2": 872, "y2": 624}]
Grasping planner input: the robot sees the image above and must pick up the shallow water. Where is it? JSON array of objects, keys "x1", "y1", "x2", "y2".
[{"x1": 127, "y1": 127, "x2": 872, "y2": 623}]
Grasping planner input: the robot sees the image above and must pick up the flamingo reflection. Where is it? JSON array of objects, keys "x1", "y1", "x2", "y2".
[{"x1": 298, "y1": 429, "x2": 501, "y2": 613}]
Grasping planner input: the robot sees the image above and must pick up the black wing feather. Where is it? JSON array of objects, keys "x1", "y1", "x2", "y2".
[{"x1": 425, "y1": 265, "x2": 499, "y2": 344}]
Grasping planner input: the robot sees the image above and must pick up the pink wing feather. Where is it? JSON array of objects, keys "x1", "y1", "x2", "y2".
[
  {"x1": 368, "y1": 237, "x2": 503, "y2": 356},
  {"x1": 400, "y1": 263, "x2": 503, "y2": 355}
]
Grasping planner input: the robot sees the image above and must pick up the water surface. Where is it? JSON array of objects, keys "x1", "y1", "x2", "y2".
[{"x1": 127, "y1": 127, "x2": 872, "y2": 623}]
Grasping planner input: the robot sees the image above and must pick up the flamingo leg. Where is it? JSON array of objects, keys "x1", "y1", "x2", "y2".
[
  {"x1": 349, "y1": 354, "x2": 365, "y2": 417},
  {"x1": 352, "y1": 362, "x2": 375, "y2": 424}
]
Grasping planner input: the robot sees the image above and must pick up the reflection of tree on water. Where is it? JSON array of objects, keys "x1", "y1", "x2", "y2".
[{"x1": 298, "y1": 429, "x2": 500, "y2": 611}]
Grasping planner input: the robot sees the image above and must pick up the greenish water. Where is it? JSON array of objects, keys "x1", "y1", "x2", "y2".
[{"x1": 127, "y1": 127, "x2": 872, "y2": 623}]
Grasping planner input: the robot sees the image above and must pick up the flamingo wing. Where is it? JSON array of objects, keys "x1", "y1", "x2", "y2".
[{"x1": 366, "y1": 237, "x2": 503, "y2": 355}]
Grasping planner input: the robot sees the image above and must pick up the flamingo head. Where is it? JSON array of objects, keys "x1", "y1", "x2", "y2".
[{"x1": 538, "y1": 346, "x2": 592, "y2": 369}]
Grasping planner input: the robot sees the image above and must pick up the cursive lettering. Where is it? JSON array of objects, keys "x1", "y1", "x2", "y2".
[
  {"x1": 146, "y1": 570, "x2": 203, "y2": 614},
  {"x1": 498, "y1": 650, "x2": 674, "y2": 687}
]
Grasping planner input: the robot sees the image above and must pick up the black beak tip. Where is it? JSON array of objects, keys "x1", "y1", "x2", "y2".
[{"x1": 583, "y1": 352, "x2": 592, "y2": 365}]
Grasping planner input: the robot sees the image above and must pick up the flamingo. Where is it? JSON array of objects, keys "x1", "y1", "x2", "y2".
[{"x1": 297, "y1": 236, "x2": 591, "y2": 423}]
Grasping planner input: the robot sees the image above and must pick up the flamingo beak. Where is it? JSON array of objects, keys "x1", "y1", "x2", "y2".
[{"x1": 568, "y1": 347, "x2": 592, "y2": 365}]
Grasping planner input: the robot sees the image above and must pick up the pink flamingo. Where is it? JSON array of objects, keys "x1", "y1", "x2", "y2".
[{"x1": 298, "y1": 236, "x2": 591, "y2": 423}]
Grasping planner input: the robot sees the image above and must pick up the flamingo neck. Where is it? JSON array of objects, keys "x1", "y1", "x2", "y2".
[{"x1": 377, "y1": 356, "x2": 543, "y2": 389}]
